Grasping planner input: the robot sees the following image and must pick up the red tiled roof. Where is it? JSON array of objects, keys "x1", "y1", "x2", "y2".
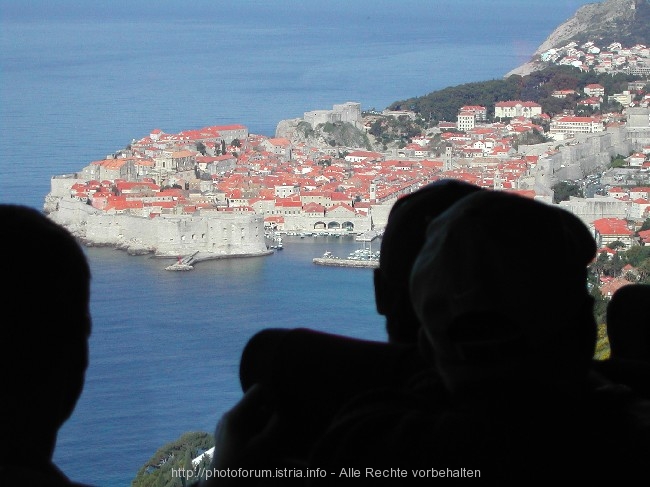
[{"x1": 593, "y1": 218, "x2": 632, "y2": 236}]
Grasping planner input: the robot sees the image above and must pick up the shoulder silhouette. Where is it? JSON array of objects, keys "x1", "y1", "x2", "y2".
[
  {"x1": 0, "y1": 204, "x2": 95, "y2": 487},
  {"x1": 607, "y1": 284, "x2": 650, "y2": 363},
  {"x1": 593, "y1": 283, "x2": 650, "y2": 398}
]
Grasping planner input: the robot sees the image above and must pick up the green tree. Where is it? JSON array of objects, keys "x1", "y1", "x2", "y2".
[
  {"x1": 552, "y1": 181, "x2": 582, "y2": 203},
  {"x1": 623, "y1": 246, "x2": 650, "y2": 267},
  {"x1": 516, "y1": 128, "x2": 548, "y2": 146},
  {"x1": 132, "y1": 432, "x2": 213, "y2": 487},
  {"x1": 603, "y1": 252, "x2": 624, "y2": 277},
  {"x1": 610, "y1": 154, "x2": 627, "y2": 168},
  {"x1": 606, "y1": 240, "x2": 626, "y2": 251},
  {"x1": 589, "y1": 275, "x2": 608, "y2": 326},
  {"x1": 638, "y1": 259, "x2": 650, "y2": 284},
  {"x1": 368, "y1": 119, "x2": 383, "y2": 137},
  {"x1": 182, "y1": 448, "x2": 193, "y2": 486},
  {"x1": 590, "y1": 251, "x2": 609, "y2": 278},
  {"x1": 639, "y1": 218, "x2": 650, "y2": 232}
]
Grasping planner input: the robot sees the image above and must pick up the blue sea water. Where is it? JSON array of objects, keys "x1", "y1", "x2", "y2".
[{"x1": 0, "y1": 1, "x2": 594, "y2": 485}]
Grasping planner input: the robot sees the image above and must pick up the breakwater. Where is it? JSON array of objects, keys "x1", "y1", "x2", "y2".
[{"x1": 313, "y1": 257, "x2": 379, "y2": 268}]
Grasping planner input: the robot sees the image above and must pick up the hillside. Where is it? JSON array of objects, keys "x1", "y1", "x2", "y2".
[
  {"x1": 387, "y1": 66, "x2": 640, "y2": 125},
  {"x1": 386, "y1": 0, "x2": 650, "y2": 125},
  {"x1": 507, "y1": 0, "x2": 650, "y2": 76}
]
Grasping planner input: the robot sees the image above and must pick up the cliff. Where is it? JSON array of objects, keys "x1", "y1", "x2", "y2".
[
  {"x1": 506, "y1": 0, "x2": 650, "y2": 77},
  {"x1": 275, "y1": 117, "x2": 380, "y2": 151}
]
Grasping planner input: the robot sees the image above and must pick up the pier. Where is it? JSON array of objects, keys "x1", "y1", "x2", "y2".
[
  {"x1": 313, "y1": 257, "x2": 378, "y2": 269},
  {"x1": 165, "y1": 251, "x2": 199, "y2": 271},
  {"x1": 355, "y1": 228, "x2": 384, "y2": 242}
]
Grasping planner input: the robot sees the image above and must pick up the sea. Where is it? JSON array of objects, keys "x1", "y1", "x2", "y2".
[{"x1": 0, "y1": 1, "x2": 595, "y2": 485}]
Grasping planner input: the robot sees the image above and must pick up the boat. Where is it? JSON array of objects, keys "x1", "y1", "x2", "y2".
[
  {"x1": 269, "y1": 236, "x2": 283, "y2": 250},
  {"x1": 165, "y1": 262, "x2": 194, "y2": 271},
  {"x1": 267, "y1": 232, "x2": 284, "y2": 250},
  {"x1": 347, "y1": 248, "x2": 379, "y2": 261},
  {"x1": 312, "y1": 249, "x2": 378, "y2": 268}
]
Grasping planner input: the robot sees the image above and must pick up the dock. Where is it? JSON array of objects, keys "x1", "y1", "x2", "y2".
[
  {"x1": 313, "y1": 257, "x2": 378, "y2": 269},
  {"x1": 165, "y1": 251, "x2": 199, "y2": 271},
  {"x1": 355, "y1": 229, "x2": 384, "y2": 242}
]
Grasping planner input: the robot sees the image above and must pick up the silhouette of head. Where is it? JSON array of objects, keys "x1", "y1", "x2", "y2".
[
  {"x1": 410, "y1": 190, "x2": 597, "y2": 396},
  {"x1": 607, "y1": 284, "x2": 650, "y2": 363},
  {"x1": 0, "y1": 205, "x2": 91, "y2": 461},
  {"x1": 374, "y1": 179, "x2": 483, "y2": 344}
]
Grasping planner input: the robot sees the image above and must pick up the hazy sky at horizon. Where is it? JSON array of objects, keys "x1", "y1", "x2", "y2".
[{"x1": 1, "y1": 0, "x2": 597, "y2": 23}]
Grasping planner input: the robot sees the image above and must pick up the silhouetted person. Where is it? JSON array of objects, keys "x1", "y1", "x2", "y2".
[
  {"x1": 606, "y1": 284, "x2": 650, "y2": 363},
  {"x1": 593, "y1": 283, "x2": 650, "y2": 397},
  {"x1": 307, "y1": 191, "x2": 650, "y2": 483},
  {"x1": 0, "y1": 204, "x2": 95, "y2": 487},
  {"x1": 374, "y1": 179, "x2": 484, "y2": 344},
  {"x1": 410, "y1": 191, "x2": 599, "y2": 399}
]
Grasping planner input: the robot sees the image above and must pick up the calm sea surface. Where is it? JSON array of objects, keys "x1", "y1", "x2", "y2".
[{"x1": 1, "y1": 1, "x2": 593, "y2": 485}]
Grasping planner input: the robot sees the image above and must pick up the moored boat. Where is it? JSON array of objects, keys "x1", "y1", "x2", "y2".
[
  {"x1": 313, "y1": 249, "x2": 378, "y2": 268},
  {"x1": 165, "y1": 262, "x2": 194, "y2": 271}
]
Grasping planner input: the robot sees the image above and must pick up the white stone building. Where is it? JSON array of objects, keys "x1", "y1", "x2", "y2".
[{"x1": 494, "y1": 101, "x2": 542, "y2": 119}]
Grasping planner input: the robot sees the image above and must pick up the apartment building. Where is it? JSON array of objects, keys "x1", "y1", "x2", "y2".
[
  {"x1": 494, "y1": 101, "x2": 542, "y2": 119},
  {"x1": 457, "y1": 111, "x2": 476, "y2": 132},
  {"x1": 459, "y1": 105, "x2": 487, "y2": 122},
  {"x1": 549, "y1": 115, "x2": 604, "y2": 137},
  {"x1": 584, "y1": 83, "x2": 605, "y2": 97}
]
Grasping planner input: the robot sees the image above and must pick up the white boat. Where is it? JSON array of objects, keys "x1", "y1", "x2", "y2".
[
  {"x1": 347, "y1": 248, "x2": 379, "y2": 261},
  {"x1": 165, "y1": 262, "x2": 194, "y2": 271},
  {"x1": 269, "y1": 236, "x2": 283, "y2": 250}
]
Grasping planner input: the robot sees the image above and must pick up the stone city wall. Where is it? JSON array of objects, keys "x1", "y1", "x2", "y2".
[
  {"x1": 558, "y1": 195, "x2": 629, "y2": 227},
  {"x1": 48, "y1": 199, "x2": 267, "y2": 257},
  {"x1": 549, "y1": 126, "x2": 632, "y2": 182}
]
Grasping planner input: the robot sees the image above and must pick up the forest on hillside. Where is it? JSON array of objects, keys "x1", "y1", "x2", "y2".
[{"x1": 387, "y1": 65, "x2": 646, "y2": 124}]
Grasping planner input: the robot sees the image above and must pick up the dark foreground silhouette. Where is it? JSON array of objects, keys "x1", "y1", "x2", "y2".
[
  {"x1": 0, "y1": 204, "x2": 95, "y2": 487},
  {"x1": 593, "y1": 283, "x2": 650, "y2": 398},
  {"x1": 197, "y1": 189, "x2": 650, "y2": 485}
]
